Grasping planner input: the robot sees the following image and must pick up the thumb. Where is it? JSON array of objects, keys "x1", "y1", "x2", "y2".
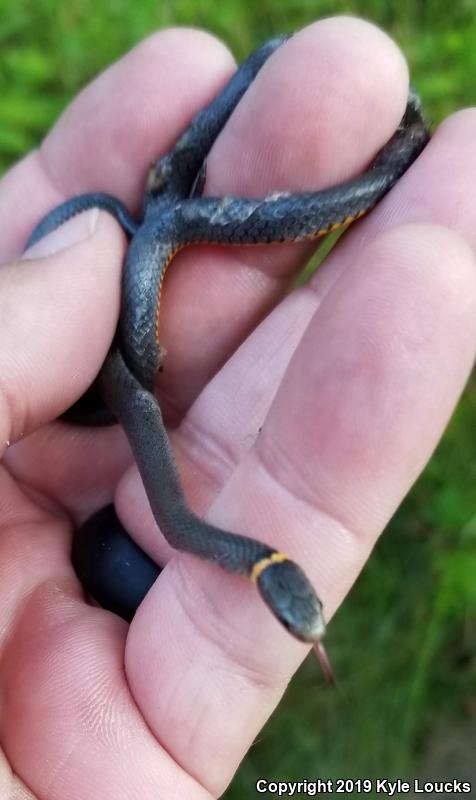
[{"x1": 0, "y1": 209, "x2": 126, "y2": 449}]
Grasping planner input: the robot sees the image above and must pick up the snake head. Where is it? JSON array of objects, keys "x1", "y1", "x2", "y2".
[
  {"x1": 256, "y1": 557, "x2": 335, "y2": 683},
  {"x1": 255, "y1": 557, "x2": 326, "y2": 642}
]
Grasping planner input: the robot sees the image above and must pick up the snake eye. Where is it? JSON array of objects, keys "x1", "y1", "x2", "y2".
[{"x1": 256, "y1": 558, "x2": 326, "y2": 643}]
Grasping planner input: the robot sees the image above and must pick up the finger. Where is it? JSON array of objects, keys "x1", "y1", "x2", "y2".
[
  {"x1": 0, "y1": 212, "x2": 124, "y2": 443},
  {"x1": 123, "y1": 222, "x2": 476, "y2": 796},
  {"x1": 156, "y1": 16, "x2": 410, "y2": 415},
  {"x1": 0, "y1": 481, "x2": 208, "y2": 800},
  {"x1": 0, "y1": 28, "x2": 235, "y2": 260},
  {"x1": 312, "y1": 108, "x2": 476, "y2": 291}
]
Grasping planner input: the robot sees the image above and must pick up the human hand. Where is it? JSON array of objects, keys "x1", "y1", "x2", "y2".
[{"x1": 0, "y1": 17, "x2": 475, "y2": 800}]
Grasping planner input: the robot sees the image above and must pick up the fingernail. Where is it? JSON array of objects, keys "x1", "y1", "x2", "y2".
[{"x1": 22, "y1": 208, "x2": 100, "y2": 259}]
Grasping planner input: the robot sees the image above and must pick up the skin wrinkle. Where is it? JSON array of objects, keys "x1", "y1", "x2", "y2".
[
  {"x1": 192, "y1": 289, "x2": 318, "y2": 438},
  {"x1": 155, "y1": 247, "x2": 286, "y2": 426},
  {"x1": 0, "y1": 384, "x2": 13, "y2": 455},
  {"x1": 248, "y1": 297, "x2": 389, "y2": 539},
  {"x1": 96, "y1": 625, "x2": 198, "y2": 794},
  {"x1": 33, "y1": 148, "x2": 68, "y2": 212},
  {"x1": 169, "y1": 557, "x2": 289, "y2": 691},
  {"x1": 0, "y1": 466, "x2": 63, "y2": 534},
  {"x1": 155, "y1": 244, "x2": 288, "y2": 386},
  {"x1": 175, "y1": 388, "x2": 348, "y2": 544},
  {"x1": 0, "y1": 574, "x2": 63, "y2": 668},
  {"x1": 130, "y1": 562, "x2": 287, "y2": 795},
  {"x1": 223, "y1": 450, "x2": 371, "y2": 623},
  {"x1": 225, "y1": 247, "x2": 281, "y2": 297},
  {"x1": 9, "y1": 774, "x2": 37, "y2": 800},
  {"x1": 1, "y1": 585, "x2": 205, "y2": 800},
  {"x1": 270, "y1": 225, "x2": 474, "y2": 504},
  {"x1": 159, "y1": 289, "x2": 317, "y2": 520},
  {"x1": 236, "y1": 446, "x2": 366, "y2": 623},
  {"x1": 165, "y1": 288, "x2": 317, "y2": 471},
  {"x1": 0, "y1": 751, "x2": 14, "y2": 798},
  {"x1": 0, "y1": 276, "x2": 31, "y2": 445},
  {"x1": 0, "y1": 154, "x2": 60, "y2": 261},
  {"x1": 70, "y1": 630, "x2": 182, "y2": 780},
  {"x1": 39, "y1": 738, "x2": 79, "y2": 800},
  {"x1": 254, "y1": 430, "x2": 366, "y2": 552},
  {"x1": 0, "y1": 482, "x2": 77, "y2": 634},
  {"x1": 4, "y1": 420, "x2": 129, "y2": 524},
  {"x1": 177, "y1": 414, "x2": 246, "y2": 494}
]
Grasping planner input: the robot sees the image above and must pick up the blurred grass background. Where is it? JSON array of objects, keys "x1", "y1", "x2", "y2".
[{"x1": 0, "y1": 0, "x2": 475, "y2": 795}]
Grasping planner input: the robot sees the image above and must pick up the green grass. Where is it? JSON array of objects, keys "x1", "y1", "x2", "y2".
[{"x1": 1, "y1": 0, "x2": 475, "y2": 794}]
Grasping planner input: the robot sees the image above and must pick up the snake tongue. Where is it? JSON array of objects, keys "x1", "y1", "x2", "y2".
[{"x1": 313, "y1": 641, "x2": 336, "y2": 686}]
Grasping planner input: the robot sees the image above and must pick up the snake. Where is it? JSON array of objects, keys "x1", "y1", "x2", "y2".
[{"x1": 26, "y1": 33, "x2": 431, "y2": 676}]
